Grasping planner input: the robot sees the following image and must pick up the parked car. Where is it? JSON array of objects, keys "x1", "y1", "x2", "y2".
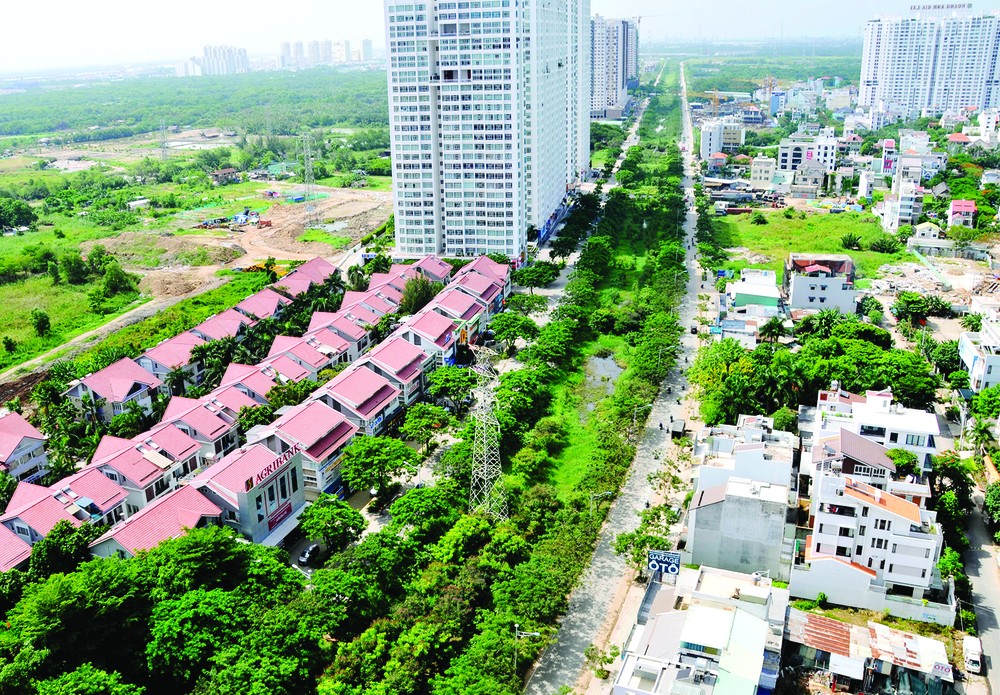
[{"x1": 298, "y1": 543, "x2": 321, "y2": 567}]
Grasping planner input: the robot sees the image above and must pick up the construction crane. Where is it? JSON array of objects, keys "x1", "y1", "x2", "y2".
[{"x1": 636, "y1": 14, "x2": 667, "y2": 28}]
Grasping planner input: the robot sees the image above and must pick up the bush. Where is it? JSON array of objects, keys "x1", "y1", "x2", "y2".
[
  {"x1": 750, "y1": 211, "x2": 767, "y2": 225},
  {"x1": 868, "y1": 235, "x2": 900, "y2": 254}
]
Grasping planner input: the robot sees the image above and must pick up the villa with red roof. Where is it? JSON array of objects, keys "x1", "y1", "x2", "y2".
[
  {"x1": 272, "y1": 271, "x2": 315, "y2": 298},
  {"x1": 218, "y1": 363, "x2": 280, "y2": 404},
  {"x1": 948, "y1": 199, "x2": 977, "y2": 228},
  {"x1": 191, "y1": 443, "x2": 307, "y2": 544},
  {"x1": 247, "y1": 400, "x2": 358, "y2": 499},
  {"x1": 159, "y1": 396, "x2": 241, "y2": 463},
  {"x1": 189, "y1": 308, "x2": 256, "y2": 343},
  {"x1": 358, "y1": 336, "x2": 434, "y2": 404},
  {"x1": 394, "y1": 310, "x2": 458, "y2": 366},
  {"x1": 1, "y1": 467, "x2": 128, "y2": 546},
  {"x1": 452, "y1": 271, "x2": 504, "y2": 318},
  {"x1": 428, "y1": 287, "x2": 487, "y2": 344},
  {"x1": 235, "y1": 287, "x2": 292, "y2": 321},
  {"x1": 64, "y1": 358, "x2": 163, "y2": 423},
  {"x1": 341, "y1": 289, "x2": 398, "y2": 318},
  {"x1": 271, "y1": 257, "x2": 339, "y2": 298},
  {"x1": 313, "y1": 364, "x2": 402, "y2": 435},
  {"x1": 306, "y1": 311, "x2": 375, "y2": 361},
  {"x1": 137, "y1": 332, "x2": 206, "y2": 387},
  {"x1": 89, "y1": 484, "x2": 222, "y2": 559},
  {"x1": 783, "y1": 253, "x2": 857, "y2": 314},
  {"x1": 456, "y1": 256, "x2": 510, "y2": 297},
  {"x1": 0, "y1": 412, "x2": 48, "y2": 482},
  {"x1": 268, "y1": 334, "x2": 347, "y2": 381},
  {"x1": 0, "y1": 524, "x2": 32, "y2": 572},
  {"x1": 409, "y1": 255, "x2": 453, "y2": 285},
  {"x1": 259, "y1": 354, "x2": 312, "y2": 384},
  {"x1": 369, "y1": 266, "x2": 420, "y2": 297}
]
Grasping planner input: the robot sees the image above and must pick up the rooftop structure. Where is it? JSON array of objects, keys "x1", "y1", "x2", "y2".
[
  {"x1": 64, "y1": 358, "x2": 163, "y2": 423},
  {"x1": 783, "y1": 253, "x2": 857, "y2": 314}
]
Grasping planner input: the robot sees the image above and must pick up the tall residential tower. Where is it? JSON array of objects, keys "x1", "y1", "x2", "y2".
[
  {"x1": 384, "y1": 0, "x2": 591, "y2": 261},
  {"x1": 860, "y1": 8, "x2": 1000, "y2": 112}
]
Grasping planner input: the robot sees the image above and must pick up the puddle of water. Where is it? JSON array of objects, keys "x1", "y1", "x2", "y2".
[{"x1": 583, "y1": 355, "x2": 623, "y2": 410}]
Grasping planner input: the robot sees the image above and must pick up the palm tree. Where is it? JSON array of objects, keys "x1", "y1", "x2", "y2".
[
  {"x1": 961, "y1": 313, "x2": 984, "y2": 332},
  {"x1": 970, "y1": 418, "x2": 995, "y2": 457},
  {"x1": 796, "y1": 309, "x2": 844, "y2": 340},
  {"x1": 347, "y1": 264, "x2": 368, "y2": 292},
  {"x1": 758, "y1": 316, "x2": 787, "y2": 344},
  {"x1": 164, "y1": 366, "x2": 190, "y2": 396}
]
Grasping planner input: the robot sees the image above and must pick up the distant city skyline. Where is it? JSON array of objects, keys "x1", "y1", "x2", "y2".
[{"x1": 5, "y1": 0, "x2": 1000, "y2": 73}]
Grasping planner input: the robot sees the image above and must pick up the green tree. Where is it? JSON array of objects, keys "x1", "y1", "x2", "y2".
[
  {"x1": 427, "y1": 366, "x2": 478, "y2": 410},
  {"x1": 972, "y1": 384, "x2": 1000, "y2": 420},
  {"x1": 2, "y1": 336, "x2": 15, "y2": 354},
  {"x1": 961, "y1": 313, "x2": 985, "y2": 332},
  {"x1": 399, "y1": 275, "x2": 444, "y2": 315},
  {"x1": 886, "y1": 449, "x2": 920, "y2": 478},
  {"x1": 948, "y1": 370, "x2": 970, "y2": 390},
  {"x1": 930, "y1": 340, "x2": 961, "y2": 375},
  {"x1": 505, "y1": 293, "x2": 548, "y2": 316},
  {"x1": 892, "y1": 291, "x2": 930, "y2": 323},
  {"x1": 47, "y1": 261, "x2": 60, "y2": 285},
  {"x1": 984, "y1": 481, "x2": 1000, "y2": 525},
  {"x1": 399, "y1": 402, "x2": 451, "y2": 453},
  {"x1": 27, "y1": 520, "x2": 105, "y2": 581},
  {"x1": 750, "y1": 211, "x2": 768, "y2": 225},
  {"x1": 758, "y1": 316, "x2": 787, "y2": 344},
  {"x1": 830, "y1": 321, "x2": 893, "y2": 350},
  {"x1": 61, "y1": 252, "x2": 89, "y2": 285},
  {"x1": 490, "y1": 312, "x2": 539, "y2": 354},
  {"x1": 101, "y1": 261, "x2": 138, "y2": 297},
  {"x1": 512, "y1": 263, "x2": 560, "y2": 294},
  {"x1": 770, "y1": 407, "x2": 798, "y2": 433},
  {"x1": 30, "y1": 309, "x2": 51, "y2": 337},
  {"x1": 795, "y1": 309, "x2": 848, "y2": 340},
  {"x1": 340, "y1": 436, "x2": 417, "y2": 496},
  {"x1": 264, "y1": 378, "x2": 318, "y2": 410},
  {"x1": 35, "y1": 663, "x2": 144, "y2": 695},
  {"x1": 299, "y1": 494, "x2": 367, "y2": 550},
  {"x1": 930, "y1": 450, "x2": 975, "y2": 507}
]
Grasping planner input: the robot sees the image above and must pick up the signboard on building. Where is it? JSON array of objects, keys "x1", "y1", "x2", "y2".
[
  {"x1": 647, "y1": 550, "x2": 681, "y2": 575},
  {"x1": 268, "y1": 501, "x2": 293, "y2": 531},
  {"x1": 245, "y1": 444, "x2": 301, "y2": 491}
]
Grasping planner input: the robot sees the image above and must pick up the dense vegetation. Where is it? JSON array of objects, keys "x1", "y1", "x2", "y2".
[{"x1": 685, "y1": 56, "x2": 862, "y2": 95}]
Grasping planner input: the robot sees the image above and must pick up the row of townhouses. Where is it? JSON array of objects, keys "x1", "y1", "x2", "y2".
[{"x1": 0, "y1": 254, "x2": 511, "y2": 568}]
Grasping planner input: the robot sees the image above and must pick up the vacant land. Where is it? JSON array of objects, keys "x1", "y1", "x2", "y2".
[{"x1": 711, "y1": 210, "x2": 914, "y2": 283}]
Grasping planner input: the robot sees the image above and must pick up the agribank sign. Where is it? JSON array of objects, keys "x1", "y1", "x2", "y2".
[{"x1": 244, "y1": 444, "x2": 301, "y2": 492}]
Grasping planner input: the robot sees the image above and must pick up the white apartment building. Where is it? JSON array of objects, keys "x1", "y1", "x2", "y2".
[
  {"x1": 959, "y1": 319, "x2": 1000, "y2": 392},
  {"x1": 384, "y1": 0, "x2": 590, "y2": 261},
  {"x1": 699, "y1": 117, "x2": 745, "y2": 161},
  {"x1": 777, "y1": 133, "x2": 838, "y2": 173},
  {"x1": 590, "y1": 15, "x2": 628, "y2": 117},
  {"x1": 624, "y1": 19, "x2": 638, "y2": 88},
  {"x1": 860, "y1": 9, "x2": 1000, "y2": 112},
  {"x1": 783, "y1": 253, "x2": 857, "y2": 314},
  {"x1": 749, "y1": 156, "x2": 776, "y2": 189},
  {"x1": 790, "y1": 468, "x2": 953, "y2": 625},
  {"x1": 880, "y1": 180, "x2": 923, "y2": 234}
]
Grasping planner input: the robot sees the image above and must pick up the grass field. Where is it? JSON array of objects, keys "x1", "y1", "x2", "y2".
[
  {"x1": 0, "y1": 276, "x2": 147, "y2": 372},
  {"x1": 591, "y1": 147, "x2": 618, "y2": 169},
  {"x1": 711, "y1": 210, "x2": 914, "y2": 282},
  {"x1": 316, "y1": 174, "x2": 393, "y2": 192},
  {"x1": 298, "y1": 229, "x2": 352, "y2": 248}
]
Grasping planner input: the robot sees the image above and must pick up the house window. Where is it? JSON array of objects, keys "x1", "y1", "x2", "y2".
[
  {"x1": 921, "y1": 569, "x2": 926, "y2": 578},
  {"x1": 862, "y1": 507, "x2": 869, "y2": 517},
  {"x1": 880, "y1": 560, "x2": 885, "y2": 570},
  {"x1": 819, "y1": 297, "x2": 826, "y2": 303},
  {"x1": 808, "y1": 297, "x2": 816, "y2": 303},
  {"x1": 859, "y1": 526, "x2": 866, "y2": 536},
  {"x1": 256, "y1": 495, "x2": 265, "y2": 523},
  {"x1": 820, "y1": 285, "x2": 828, "y2": 291},
  {"x1": 905, "y1": 434, "x2": 925, "y2": 447},
  {"x1": 291, "y1": 468, "x2": 299, "y2": 493},
  {"x1": 925, "y1": 548, "x2": 930, "y2": 558},
  {"x1": 889, "y1": 433, "x2": 898, "y2": 443},
  {"x1": 856, "y1": 545, "x2": 863, "y2": 555},
  {"x1": 889, "y1": 564, "x2": 894, "y2": 573},
  {"x1": 14, "y1": 525, "x2": 28, "y2": 537}
]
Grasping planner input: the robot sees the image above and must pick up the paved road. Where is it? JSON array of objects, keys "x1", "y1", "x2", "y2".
[
  {"x1": 966, "y1": 492, "x2": 1000, "y2": 694},
  {"x1": 525, "y1": 63, "x2": 702, "y2": 695}
]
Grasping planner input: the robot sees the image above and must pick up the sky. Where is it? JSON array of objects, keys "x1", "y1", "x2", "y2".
[{"x1": 4, "y1": 0, "x2": 1000, "y2": 73}]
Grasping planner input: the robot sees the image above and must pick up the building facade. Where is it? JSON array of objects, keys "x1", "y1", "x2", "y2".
[
  {"x1": 384, "y1": 0, "x2": 590, "y2": 260},
  {"x1": 860, "y1": 9, "x2": 1000, "y2": 112},
  {"x1": 783, "y1": 254, "x2": 857, "y2": 314},
  {"x1": 590, "y1": 15, "x2": 628, "y2": 117}
]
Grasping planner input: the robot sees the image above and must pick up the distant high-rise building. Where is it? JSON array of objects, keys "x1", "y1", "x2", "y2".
[
  {"x1": 293, "y1": 41, "x2": 305, "y2": 66},
  {"x1": 860, "y1": 7, "x2": 1000, "y2": 112},
  {"x1": 179, "y1": 45, "x2": 250, "y2": 77},
  {"x1": 308, "y1": 40, "x2": 322, "y2": 65},
  {"x1": 332, "y1": 40, "x2": 351, "y2": 63},
  {"x1": 279, "y1": 42, "x2": 292, "y2": 68},
  {"x1": 624, "y1": 19, "x2": 639, "y2": 89},
  {"x1": 590, "y1": 15, "x2": 629, "y2": 117},
  {"x1": 384, "y1": 0, "x2": 591, "y2": 260},
  {"x1": 321, "y1": 40, "x2": 333, "y2": 64},
  {"x1": 361, "y1": 39, "x2": 374, "y2": 62}
]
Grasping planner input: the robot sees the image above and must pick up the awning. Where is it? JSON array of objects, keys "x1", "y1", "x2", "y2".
[
  {"x1": 829, "y1": 654, "x2": 865, "y2": 680},
  {"x1": 259, "y1": 502, "x2": 310, "y2": 547}
]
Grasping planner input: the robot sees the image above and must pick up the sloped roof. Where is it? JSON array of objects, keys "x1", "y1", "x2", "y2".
[
  {"x1": 454, "y1": 272, "x2": 502, "y2": 304},
  {"x1": 288, "y1": 257, "x2": 337, "y2": 284},
  {"x1": 236, "y1": 288, "x2": 292, "y2": 319},
  {"x1": 947, "y1": 132, "x2": 971, "y2": 143},
  {"x1": 365, "y1": 337, "x2": 428, "y2": 383},
  {"x1": 261, "y1": 354, "x2": 311, "y2": 383},
  {"x1": 135, "y1": 424, "x2": 201, "y2": 463},
  {"x1": 91, "y1": 435, "x2": 165, "y2": 488},
  {"x1": 839, "y1": 429, "x2": 895, "y2": 471},
  {"x1": 78, "y1": 358, "x2": 162, "y2": 402},
  {"x1": 460, "y1": 256, "x2": 510, "y2": 285},
  {"x1": 430, "y1": 287, "x2": 483, "y2": 322},
  {"x1": 143, "y1": 332, "x2": 205, "y2": 371},
  {"x1": 272, "y1": 272, "x2": 314, "y2": 297},
  {"x1": 270, "y1": 401, "x2": 358, "y2": 461},
  {"x1": 55, "y1": 467, "x2": 127, "y2": 514},
  {"x1": 193, "y1": 444, "x2": 288, "y2": 504},
  {"x1": 2, "y1": 482, "x2": 81, "y2": 536},
  {"x1": 191, "y1": 309, "x2": 255, "y2": 341},
  {"x1": 951, "y1": 199, "x2": 977, "y2": 213},
  {"x1": 161, "y1": 397, "x2": 232, "y2": 441},
  {"x1": 91, "y1": 485, "x2": 221, "y2": 556},
  {"x1": 0, "y1": 412, "x2": 45, "y2": 462},
  {"x1": 207, "y1": 384, "x2": 259, "y2": 412},
  {"x1": 220, "y1": 363, "x2": 278, "y2": 399},
  {"x1": 0, "y1": 524, "x2": 31, "y2": 571},
  {"x1": 844, "y1": 476, "x2": 920, "y2": 524},
  {"x1": 412, "y1": 255, "x2": 453, "y2": 282},
  {"x1": 322, "y1": 365, "x2": 400, "y2": 418},
  {"x1": 405, "y1": 310, "x2": 457, "y2": 347}
]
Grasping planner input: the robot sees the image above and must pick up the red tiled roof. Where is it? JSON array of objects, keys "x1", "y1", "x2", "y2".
[
  {"x1": 343, "y1": 304, "x2": 382, "y2": 326},
  {"x1": 79, "y1": 358, "x2": 162, "y2": 403},
  {"x1": 951, "y1": 199, "x2": 977, "y2": 213},
  {"x1": 135, "y1": 424, "x2": 200, "y2": 463},
  {"x1": 843, "y1": 476, "x2": 921, "y2": 524},
  {"x1": 323, "y1": 365, "x2": 400, "y2": 418},
  {"x1": 406, "y1": 310, "x2": 457, "y2": 348},
  {"x1": 92, "y1": 485, "x2": 221, "y2": 555},
  {"x1": 306, "y1": 311, "x2": 339, "y2": 332},
  {"x1": 143, "y1": 333, "x2": 205, "y2": 370},
  {"x1": 0, "y1": 524, "x2": 31, "y2": 571},
  {"x1": 207, "y1": 384, "x2": 259, "y2": 412},
  {"x1": 366, "y1": 337, "x2": 428, "y2": 384},
  {"x1": 412, "y1": 255, "x2": 453, "y2": 282},
  {"x1": 236, "y1": 288, "x2": 291, "y2": 319},
  {"x1": 947, "y1": 133, "x2": 971, "y2": 143},
  {"x1": 304, "y1": 327, "x2": 351, "y2": 356},
  {"x1": 454, "y1": 272, "x2": 501, "y2": 304},
  {"x1": 430, "y1": 288, "x2": 484, "y2": 322},
  {"x1": 90, "y1": 435, "x2": 164, "y2": 488},
  {"x1": 191, "y1": 309, "x2": 255, "y2": 341},
  {"x1": 161, "y1": 397, "x2": 232, "y2": 441},
  {"x1": 0, "y1": 412, "x2": 44, "y2": 462},
  {"x1": 288, "y1": 257, "x2": 337, "y2": 284},
  {"x1": 272, "y1": 401, "x2": 358, "y2": 461},
  {"x1": 321, "y1": 313, "x2": 367, "y2": 341},
  {"x1": 55, "y1": 467, "x2": 127, "y2": 514},
  {"x1": 262, "y1": 354, "x2": 311, "y2": 383},
  {"x1": 220, "y1": 363, "x2": 278, "y2": 399},
  {"x1": 272, "y1": 272, "x2": 314, "y2": 297},
  {"x1": 2, "y1": 482, "x2": 81, "y2": 536}
]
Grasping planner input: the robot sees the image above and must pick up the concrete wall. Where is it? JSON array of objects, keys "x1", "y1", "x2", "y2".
[{"x1": 689, "y1": 495, "x2": 789, "y2": 581}]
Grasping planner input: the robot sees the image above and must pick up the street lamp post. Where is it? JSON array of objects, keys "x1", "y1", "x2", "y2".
[
  {"x1": 514, "y1": 623, "x2": 541, "y2": 673},
  {"x1": 633, "y1": 404, "x2": 653, "y2": 430},
  {"x1": 589, "y1": 490, "x2": 614, "y2": 516}
]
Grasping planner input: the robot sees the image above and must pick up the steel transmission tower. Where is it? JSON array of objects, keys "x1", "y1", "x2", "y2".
[
  {"x1": 301, "y1": 133, "x2": 316, "y2": 226},
  {"x1": 469, "y1": 346, "x2": 507, "y2": 520},
  {"x1": 159, "y1": 121, "x2": 169, "y2": 161}
]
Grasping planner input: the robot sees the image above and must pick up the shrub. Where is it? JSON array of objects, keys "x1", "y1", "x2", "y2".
[
  {"x1": 868, "y1": 235, "x2": 900, "y2": 254},
  {"x1": 750, "y1": 211, "x2": 767, "y2": 225}
]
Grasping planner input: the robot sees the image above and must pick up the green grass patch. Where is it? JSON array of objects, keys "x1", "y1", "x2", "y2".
[
  {"x1": 298, "y1": 229, "x2": 353, "y2": 248},
  {"x1": 316, "y1": 174, "x2": 393, "y2": 192},
  {"x1": 0, "y1": 277, "x2": 148, "y2": 372},
  {"x1": 591, "y1": 148, "x2": 617, "y2": 169},
  {"x1": 711, "y1": 210, "x2": 914, "y2": 280}
]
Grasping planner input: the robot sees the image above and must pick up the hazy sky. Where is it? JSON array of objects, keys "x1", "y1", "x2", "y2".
[{"x1": 4, "y1": 0, "x2": 1000, "y2": 72}]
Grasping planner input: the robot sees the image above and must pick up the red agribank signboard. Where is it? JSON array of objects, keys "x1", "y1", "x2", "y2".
[
  {"x1": 244, "y1": 444, "x2": 300, "y2": 492},
  {"x1": 268, "y1": 502, "x2": 293, "y2": 531}
]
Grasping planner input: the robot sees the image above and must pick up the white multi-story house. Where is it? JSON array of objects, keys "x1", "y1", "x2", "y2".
[
  {"x1": 860, "y1": 8, "x2": 1000, "y2": 112},
  {"x1": 0, "y1": 412, "x2": 48, "y2": 483},
  {"x1": 880, "y1": 180, "x2": 923, "y2": 234},
  {"x1": 749, "y1": 156, "x2": 776, "y2": 189},
  {"x1": 783, "y1": 254, "x2": 857, "y2": 314},
  {"x1": 801, "y1": 383, "x2": 941, "y2": 473},
  {"x1": 699, "y1": 117, "x2": 745, "y2": 161},
  {"x1": 590, "y1": 15, "x2": 628, "y2": 117},
  {"x1": 959, "y1": 319, "x2": 1000, "y2": 392},
  {"x1": 777, "y1": 133, "x2": 838, "y2": 173},
  {"x1": 384, "y1": 0, "x2": 590, "y2": 260},
  {"x1": 790, "y1": 464, "x2": 953, "y2": 625}
]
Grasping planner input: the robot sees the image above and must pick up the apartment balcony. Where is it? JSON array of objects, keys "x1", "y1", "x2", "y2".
[{"x1": 818, "y1": 502, "x2": 856, "y2": 517}]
